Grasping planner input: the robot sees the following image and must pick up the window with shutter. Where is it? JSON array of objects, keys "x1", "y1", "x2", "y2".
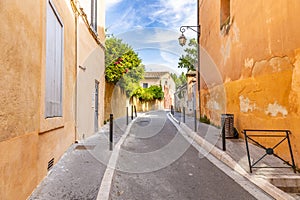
[{"x1": 45, "y1": 0, "x2": 63, "y2": 118}]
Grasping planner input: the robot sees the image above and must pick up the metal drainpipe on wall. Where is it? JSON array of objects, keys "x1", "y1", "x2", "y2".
[
  {"x1": 73, "y1": 0, "x2": 79, "y2": 143},
  {"x1": 197, "y1": 0, "x2": 201, "y2": 119}
]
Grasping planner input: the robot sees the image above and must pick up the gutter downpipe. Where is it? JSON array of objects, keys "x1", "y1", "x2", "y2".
[
  {"x1": 197, "y1": 0, "x2": 201, "y2": 118},
  {"x1": 71, "y1": 0, "x2": 79, "y2": 142}
]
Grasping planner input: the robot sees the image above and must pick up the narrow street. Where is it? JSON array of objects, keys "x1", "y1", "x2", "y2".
[{"x1": 110, "y1": 111, "x2": 270, "y2": 200}]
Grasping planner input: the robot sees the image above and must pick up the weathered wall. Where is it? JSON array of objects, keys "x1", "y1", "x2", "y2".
[
  {"x1": 104, "y1": 82, "x2": 128, "y2": 121},
  {"x1": 0, "y1": 0, "x2": 105, "y2": 199},
  {"x1": 0, "y1": 1, "x2": 76, "y2": 199},
  {"x1": 77, "y1": 24, "x2": 105, "y2": 140},
  {"x1": 0, "y1": 1, "x2": 43, "y2": 199},
  {"x1": 135, "y1": 99, "x2": 164, "y2": 112},
  {"x1": 200, "y1": 0, "x2": 300, "y2": 166},
  {"x1": 0, "y1": 0, "x2": 42, "y2": 143}
]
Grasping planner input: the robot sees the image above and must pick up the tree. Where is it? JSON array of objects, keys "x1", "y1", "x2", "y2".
[
  {"x1": 105, "y1": 36, "x2": 144, "y2": 97},
  {"x1": 118, "y1": 64, "x2": 145, "y2": 97},
  {"x1": 105, "y1": 36, "x2": 131, "y2": 67},
  {"x1": 147, "y1": 85, "x2": 164, "y2": 100},
  {"x1": 178, "y1": 38, "x2": 198, "y2": 72},
  {"x1": 170, "y1": 72, "x2": 187, "y2": 88},
  {"x1": 132, "y1": 85, "x2": 164, "y2": 102}
]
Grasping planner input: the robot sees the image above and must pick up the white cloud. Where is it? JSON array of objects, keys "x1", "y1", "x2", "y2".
[
  {"x1": 106, "y1": 0, "x2": 123, "y2": 9},
  {"x1": 153, "y1": 0, "x2": 197, "y2": 28}
]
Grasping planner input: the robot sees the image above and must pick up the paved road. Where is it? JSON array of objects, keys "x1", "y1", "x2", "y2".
[
  {"x1": 29, "y1": 117, "x2": 131, "y2": 200},
  {"x1": 110, "y1": 110, "x2": 268, "y2": 200}
]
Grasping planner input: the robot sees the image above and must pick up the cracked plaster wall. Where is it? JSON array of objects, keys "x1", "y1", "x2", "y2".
[{"x1": 200, "y1": 0, "x2": 300, "y2": 165}]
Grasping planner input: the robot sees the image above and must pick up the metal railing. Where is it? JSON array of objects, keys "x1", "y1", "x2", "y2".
[{"x1": 243, "y1": 129, "x2": 296, "y2": 173}]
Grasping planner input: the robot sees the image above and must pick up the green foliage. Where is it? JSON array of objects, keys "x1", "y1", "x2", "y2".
[
  {"x1": 118, "y1": 64, "x2": 145, "y2": 97},
  {"x1": 178, "y1": 38, "x2": 198, "y2": 72},
  {"x1": 170, "y1": 72, "x2": 187, "y2": 88},
  {"x1": 105, "y1": 36, "x2": 130, "y2": 67},
  {"x1": 105, "y1": 48, "x2": 142, "y2": 83},
  {"x1": 132, "y1": 85, "x2": 164, "y2": 102},
  {"x1": 105, "y1": 36, "x2": 144, "y2": 96},
  {"x1": 147, "y1": 85, "x2": 164, "y2": 100}
]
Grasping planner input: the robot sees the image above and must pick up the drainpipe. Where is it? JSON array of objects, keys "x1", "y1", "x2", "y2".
[
  {"x1": 72, "y1": 0, "x2": 79, "y2": 142},
  {"x1": 197, "y1": 0, "x2": 201, "y2": 118}
]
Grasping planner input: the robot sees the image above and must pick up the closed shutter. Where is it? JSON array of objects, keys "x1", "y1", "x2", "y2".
[{"x1": 45, "y1": 1, "x2": 63, "y2": 118}]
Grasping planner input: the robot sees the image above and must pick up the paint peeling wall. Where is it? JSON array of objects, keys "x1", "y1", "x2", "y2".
[{"x1": 200, "y1": 0, "x2": 300, "y2": 166}]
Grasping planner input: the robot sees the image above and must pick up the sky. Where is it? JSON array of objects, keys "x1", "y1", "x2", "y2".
[{"x1": 105, "y1": 0, "x2": 198, "y2": 75}]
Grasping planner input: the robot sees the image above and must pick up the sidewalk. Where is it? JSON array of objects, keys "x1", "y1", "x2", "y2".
[
  {"x1": 171, "y1": 111, "x2": 300, "y2": 200},
  {"x1": 29, "y1": 116, "x2": 135, "y2": 200}
]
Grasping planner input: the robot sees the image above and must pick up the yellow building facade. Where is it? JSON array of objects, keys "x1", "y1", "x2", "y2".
[
  {"x1": 199, "y1": 0, "x2": 300, "y2": 166},
  {"x1": 0, "y1": 0, "x2": 105, "y2": 199}
]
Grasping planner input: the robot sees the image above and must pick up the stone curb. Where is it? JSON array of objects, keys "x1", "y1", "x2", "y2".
[
  {"x1": 96, "y1": 115, "x2": 143, "y2": 200},
  {"x1": 168, "y1": 113, "x2": 295, "y2": 200}
]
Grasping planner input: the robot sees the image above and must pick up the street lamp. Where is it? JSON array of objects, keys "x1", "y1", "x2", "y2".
[
  {"x1": 178, "y1": 34, "x2": 187, "y2": 46},
  {"x1": 178, "y1": 26, "x2": 200, "y2": 46},
  {"x1": 178, "y1": 25, "x2": 201, "y2": 118}
]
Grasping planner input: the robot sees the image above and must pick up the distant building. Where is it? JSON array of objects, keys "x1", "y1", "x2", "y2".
[
  {"x1": 174, "y1": 71, "x2": 197, "y2": 115},
  {"x1": 174, "y1": 83, "x2": 187, "y2": 112},
  {"x1": 140, "y1": 72, "x2": 176, "y2": 109},
  {"x1": 0, "y1": 0, "x2": 105, "y2": 199}
]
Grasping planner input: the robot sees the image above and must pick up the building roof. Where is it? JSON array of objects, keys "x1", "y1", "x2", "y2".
[{"x1": 144, "y1": 71, "x2": 169, "y2": 79}]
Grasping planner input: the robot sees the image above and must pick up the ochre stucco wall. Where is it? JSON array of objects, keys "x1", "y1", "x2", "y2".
[
  {"x1": 104, "y1": 82, "x2": 128, "y2": 121},
  {"x1": 76, "y1": 0, "x2": 105, "y2": 140},
  {"x1": 200, "y1": 0, "x2": 300, "y2": 166},
  {"x1": 0, "y1": 1, "x2": 43, "y2": 199},
  {"x1": 77, "y1": 24, "x2": 105, "y2": 140},
  {"x1": 0, "y1": 0, "x2": 105, "y2": 199}
]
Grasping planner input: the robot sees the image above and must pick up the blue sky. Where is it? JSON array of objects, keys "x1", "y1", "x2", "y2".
[{"x1": 105, "y1": 0, "x2": 197, "y2": 75}]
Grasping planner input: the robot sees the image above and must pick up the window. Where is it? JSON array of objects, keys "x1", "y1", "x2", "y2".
[
  {"x1": 143, "y1": 83, "x2": 148, "y2": 88},
  {"x1": 45, "y1": 0, "x2": 63, "y2": 118},
  {"x1": 220, "y1": 0, "x2": 230, "y2": 32},
  {"x1": 91, "y1": 0, "x2": 97, "y2": 32}
]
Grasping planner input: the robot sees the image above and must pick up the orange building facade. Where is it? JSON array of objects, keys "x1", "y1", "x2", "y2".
[
  {"x1": 199, "y1": 0, "x2": 300, "y2": 166},
  {"x1": 0, "y1": 0, "x2": 105, "y2": 199}
]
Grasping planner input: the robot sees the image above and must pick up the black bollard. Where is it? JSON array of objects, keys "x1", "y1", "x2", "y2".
[
  {"x1": 183, "y1": 107, "x2": 185, "y2": 123},
  {"x1": 109, "y1": 114, "x2": 113, "y2": 151},
  {"x1": 222, "y1": 126, "x2": 226, "y2": 151},
  {"x1": 134, "y1": 105, "x2": 137, "y2": 117},
  {"x1": 222, "y1": 123, "x2": 226, "y2": 151},
  {"x1": 131, "y1": 105, "x2": 134, "y2": 120},
  {"x1": 194, "y1": 110, "x2": 197, "y2": 132},
  {"x1": 126, "y1": 107, "x2": 128, "y2": 125}
]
